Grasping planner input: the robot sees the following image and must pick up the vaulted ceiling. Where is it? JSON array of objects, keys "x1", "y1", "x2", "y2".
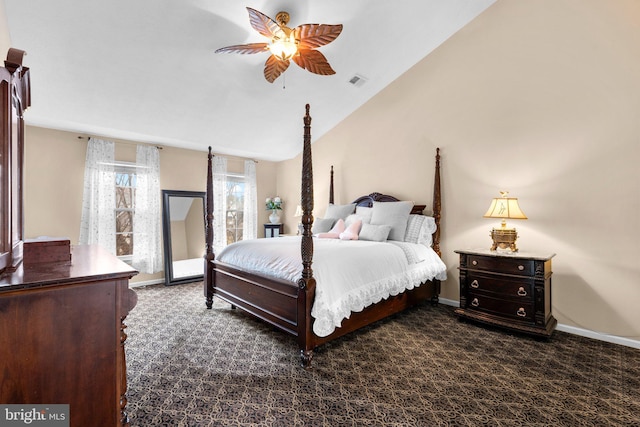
[{"x1": 5, "y1": 0, "x2": 495, "y2": 161}]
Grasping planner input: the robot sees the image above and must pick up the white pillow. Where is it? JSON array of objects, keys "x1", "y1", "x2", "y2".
[
  {"x1": 359, "y1": 223, "x2": 392, "y2": 242},
  {"x1": 370, "y1": 201, "x2": 413, "y2": 241},
  {"x1": 312, "y1": 217, "x2": 335, "y2": 234},
  {"x1": 324, "y1": 203, "x2": 356, "y2": 220},
  {"x1": 404, "y1": 215, "x2": 436, "y2": 246},
  {"x1": 355, "y1": 206, "x2": 373, "y2": 223}
]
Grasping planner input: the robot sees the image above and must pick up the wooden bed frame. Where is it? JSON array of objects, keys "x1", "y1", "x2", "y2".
[{"x1": 204, "y1": 104, "x2": 442, "y2": 368}]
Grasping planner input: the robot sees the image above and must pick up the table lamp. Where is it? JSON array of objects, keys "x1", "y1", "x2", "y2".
[{"x1": 483, "y1": 191, "x2": 527, "y2": 252}]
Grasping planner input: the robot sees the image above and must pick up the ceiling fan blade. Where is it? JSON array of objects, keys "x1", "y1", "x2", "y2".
[
  {"x1": 294, "y1": 24, "x2": 343, "y2": 50},
  {"x1": 292, "y1": 49, "x2": 336, "y2": 76},
  {"x1": 215, "y1": 43, "x2": 269, "y2": 55},
  {"x1": 247, "y1": 7, "x2": 285, "y2": 40},
  {"x1": 264, "y1": 55, "x2": 290, "y2": 83}
]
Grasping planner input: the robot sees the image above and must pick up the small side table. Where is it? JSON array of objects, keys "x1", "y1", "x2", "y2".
[
  {"x1": 454, "y1": 249, "x2": 557, "y2": 337},
  {"x1": 264, "y1": 223, "x2": 284, "y2": 238}
]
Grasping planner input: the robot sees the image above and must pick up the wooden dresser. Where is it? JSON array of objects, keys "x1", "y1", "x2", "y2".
[
  {"x1": 0, "y1": 244, "x2": 138, "y2": 426},
  {"x1": 454, "y1": 249, "x2": 556, "y2": 337}
]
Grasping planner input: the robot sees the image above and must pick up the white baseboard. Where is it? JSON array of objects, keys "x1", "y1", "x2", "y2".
[
  {"x1": 437, "y1": 297, "x2": 640, "y2": 350},
  {"x1": 555, "y1": 324, "x2": 640, "y2": 349},
  {"x1": 439, "y1": 297, "x2": 460, "y2": 307}
]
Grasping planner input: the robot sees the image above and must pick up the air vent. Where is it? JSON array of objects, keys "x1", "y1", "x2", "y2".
[{"x1": 348, "y1": 74, "x2": 367, "y2": 87}]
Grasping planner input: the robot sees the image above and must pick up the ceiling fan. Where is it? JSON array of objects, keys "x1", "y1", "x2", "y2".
[{"x1": 215, "y1": 7, "x2": 343, "y2": 83}]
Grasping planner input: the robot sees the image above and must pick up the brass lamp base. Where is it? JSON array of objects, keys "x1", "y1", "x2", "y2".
[{"x1": 490, "y1": 228, "x2": 519, "y2": 252}]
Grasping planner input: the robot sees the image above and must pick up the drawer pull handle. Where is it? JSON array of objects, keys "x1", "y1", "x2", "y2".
[
  {"x1": 470, "y1": 280, "x2": 479, "y2": 289},
  {"x1": 472, "y1": 260, "x2": 478, "y2": 266},
  {"x1": 517, "y1": 307, "x2": 526, "y2": 317},
  {"x1": 518, "y1": 265, "x2": 525, "y2": 271},
  {"x1": 471, "y1": 298, "x2": 479, "y2": 307},
  {"x1": 517, "y1": 287, "x2": 527, "y2": 296}
]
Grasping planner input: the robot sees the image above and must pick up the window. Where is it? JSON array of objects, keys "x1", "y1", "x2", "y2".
[
  {"x1": 115, "y1": 164, "x2": 136, "y2": 257},
  {"x1": 225, "y1": 174, "x2": 244, "y2": 244}
]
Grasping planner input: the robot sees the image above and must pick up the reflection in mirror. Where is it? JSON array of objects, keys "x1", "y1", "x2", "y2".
[{"x1": 162, "y1": 190, "x2": 205, "y2": 285}]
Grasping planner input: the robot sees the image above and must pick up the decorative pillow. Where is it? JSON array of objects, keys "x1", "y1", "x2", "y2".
[
  {"x1": 339, "y1": 219, "x2": 362, "y2": 240},
  {"x1": 369, "y1": 201, "x2": 413, "y2": 241},
  {"x1": 312, "y1": 217, "x2": 336, "y2": 234},
  {"x1": 358, "y1": 223, "x2": 392, "y2": 242},
  {"x1": 324, "y1": 203, "x2": 356, "y2": 220},
  {"x1": 404, "y1": 215, "x2": 437, "y2": 246},
  {"x1": 316, "y1": 218, "x2": 345, "y2": 239},
  {"x1": 355, "y1": 206, "x2": 373, "y2": 223}
]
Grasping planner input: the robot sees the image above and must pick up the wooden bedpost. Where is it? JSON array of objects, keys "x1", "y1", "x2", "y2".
[
  {"x1": 329, "y1": 165, "x2": 334, "y2": 205},
  {"x1": 297, "y1": 104, "x2": 316, "y2": 368},
  {"x1": 204, "y1": 147, "x2": 215, "y2": 309},
  {"x1": 430, "y1": 148, "x2": 442, "y2": 305},
  {"x1": 432, "y1": 148, "x2": 442, "y2": 258}
]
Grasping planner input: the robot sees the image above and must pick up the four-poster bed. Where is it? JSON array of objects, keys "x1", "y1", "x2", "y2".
[{"x1": 204, "y1": 104, "x2": 443, "y2": 368}]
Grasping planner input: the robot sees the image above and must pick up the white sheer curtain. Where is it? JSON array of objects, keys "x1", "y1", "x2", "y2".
[
  {"x1": 212, "y1": 156, "x2": 228, "y2": 254},
  {"x1": 243, "y1": 160, "x2": 258, "y2": 240},
  {"x1": 132, "y1": 145, "x2": 163, "y2": 274},
  {"x1": 79, "y1": 138, "x2": 116, "y2": 254}
]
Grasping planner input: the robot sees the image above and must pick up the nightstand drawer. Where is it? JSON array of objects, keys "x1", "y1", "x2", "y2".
[
  {"x1": 466, "y1": 273, "x2": 533, "y2": 301},
  {"x1": 467, "y1": 255, "x2": 534, "y2": 276},
  {"x1": 466, "y1": 293, "x2": 535, "y2": 322}
]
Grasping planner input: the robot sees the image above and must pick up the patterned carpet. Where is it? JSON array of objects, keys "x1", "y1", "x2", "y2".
[{"x1": 124, "y1": 282, "x2": 640, "y2": 426}]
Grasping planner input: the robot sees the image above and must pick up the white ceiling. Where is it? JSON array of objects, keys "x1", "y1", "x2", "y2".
[{"x1": 5, "y1": 0, "x2": 495, "y2": 161}]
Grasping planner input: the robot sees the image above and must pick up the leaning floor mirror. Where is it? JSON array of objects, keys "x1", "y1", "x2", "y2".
[{"x1": 162, "y1": 190, "x2": 206, "y2": 285}]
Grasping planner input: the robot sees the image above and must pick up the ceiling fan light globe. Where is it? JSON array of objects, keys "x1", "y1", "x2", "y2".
[{"x1": 268, "y1": 38, "x2": 298, "y2": 61}]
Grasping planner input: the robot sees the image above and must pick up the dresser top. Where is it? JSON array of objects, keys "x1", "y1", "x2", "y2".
[
  {"x1": 0, "y1": 244, "x2": 138, "y2": 291},
  {"x1": 454, "y1": 248, "x2": 556, "y2": 261}
]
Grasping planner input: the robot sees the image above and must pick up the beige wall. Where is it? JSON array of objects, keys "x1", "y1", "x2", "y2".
[
  {"x1": 277, "y1": 0, "x2": 640, "y2": 342},
  {"x1": 23, "y1": 126, "x2": 278, "y2": 283}
]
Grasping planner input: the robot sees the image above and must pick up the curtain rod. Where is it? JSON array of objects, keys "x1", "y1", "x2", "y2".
[
  {"x1": 208, "y1": 149, "x2": 258, "y2": 164},
  {"x1": 77, "y1": 135, "x2": 163, "y2": 150},
  {"x1": 78, "y1": 136, "x2": 259, "y2": 162}
]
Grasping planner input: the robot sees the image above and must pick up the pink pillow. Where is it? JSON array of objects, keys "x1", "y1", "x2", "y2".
[
  {"x1": 339, "y1": 219, "x2": 362, "y2": 240},
  {"x1": 317, "y1": 218, "x2": 345, "y2": 239}
]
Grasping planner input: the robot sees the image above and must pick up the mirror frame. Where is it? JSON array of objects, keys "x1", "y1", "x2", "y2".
[{"x1": 161, "y1": 189, "x2": 206, "y2": 286}]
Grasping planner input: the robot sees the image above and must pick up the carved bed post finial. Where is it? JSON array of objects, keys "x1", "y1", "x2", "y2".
[
  {"x1": 204, "y1": 147, "x2": 215, "y2": 309},
  {"x1": 432, "y1": 148, "x2": 442, "y2": 258}
]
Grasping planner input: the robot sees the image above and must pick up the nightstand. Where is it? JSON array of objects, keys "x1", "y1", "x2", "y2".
[
  {"x1": 454, "y1": 249, "x2": 557, "y2": 337},
  {"x1": 264, "y1": 223, "x2": 284, "y2": 238}
]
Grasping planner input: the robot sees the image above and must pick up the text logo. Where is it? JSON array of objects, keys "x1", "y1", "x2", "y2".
[{"x1": 0, "y1": 405, "x2": 69, "y2": 427}]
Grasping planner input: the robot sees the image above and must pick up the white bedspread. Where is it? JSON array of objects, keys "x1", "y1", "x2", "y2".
[{"x1": 216, "y1": 236, "x2": 447, "y2": 337}]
